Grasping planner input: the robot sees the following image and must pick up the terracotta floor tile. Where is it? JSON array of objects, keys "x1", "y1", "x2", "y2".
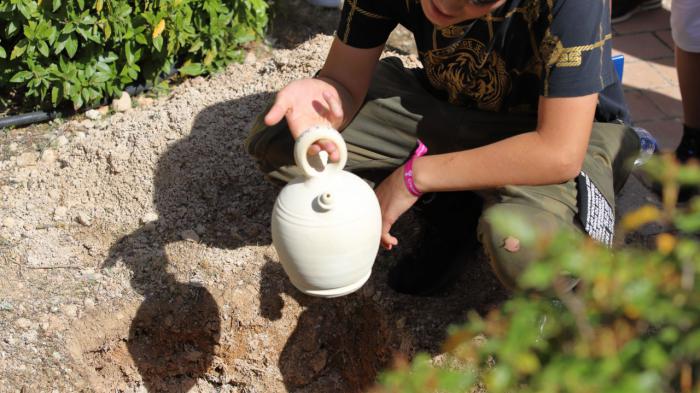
[
  {"x1": 645, "y1": 86, "x2": 683, "y2": 118},
  {"x1": 622, "y1": 61, "x2": 672, "y2": 90},
  {"x1": 635, "y1": 119, "x2": 683, "y2": 151},
  {"x1": 649, "y1": 56, "x2": 678, "y2": 86},
  {"x1": 613, "y1": 8, "x2": 671, "y2": 35},
  {"x1": 655, "y1": 29, "x2": 675, "y2": 50},
  {"x1": 613, "y1": 33, "x2": 674, "y2": 61},
  {"x1": 625, "y1": 90, "x2": 666, "y2": 122}
]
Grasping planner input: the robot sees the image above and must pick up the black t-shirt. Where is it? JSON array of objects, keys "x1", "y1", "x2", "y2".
[{"x1": 337, "y1": 0, "x2": 630, "y2": 124}]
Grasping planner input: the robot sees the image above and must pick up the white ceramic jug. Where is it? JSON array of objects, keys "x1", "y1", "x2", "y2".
[{"x1": 271, "y1": 125, "x2": 382, "y2": 298}]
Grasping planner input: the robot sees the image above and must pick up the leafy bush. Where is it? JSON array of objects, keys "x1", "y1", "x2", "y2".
[
  {"x1": 376, "y1": 155, "x2": 700, "y2": 393},
  {"x1": 0, "y1": 0, "x2": 268, "y2": 111}
]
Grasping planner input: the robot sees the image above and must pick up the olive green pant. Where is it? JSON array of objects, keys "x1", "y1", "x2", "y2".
[{"x1": 246, "y1": 57, "x2": 640, "y2": 290}]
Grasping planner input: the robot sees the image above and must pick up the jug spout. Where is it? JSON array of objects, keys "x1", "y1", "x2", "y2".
[{"x1": 316, "y1": 192, "x2": 334, "y2": 211}]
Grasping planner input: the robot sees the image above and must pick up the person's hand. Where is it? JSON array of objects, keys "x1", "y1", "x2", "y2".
[
  {"x1": 264, "y1": 78, "x2": 344, "y2": 162},
  {"x1": 374, "y1": 165, "x2": 420, "y2": 250}
]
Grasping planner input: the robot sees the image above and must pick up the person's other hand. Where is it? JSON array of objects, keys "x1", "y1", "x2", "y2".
[
  {"x1": 374, "y1": 165, "x2": 420, "y2": 250},
  {"x1": 264, "y1": 78, "x2": 344, "y2": 162}
]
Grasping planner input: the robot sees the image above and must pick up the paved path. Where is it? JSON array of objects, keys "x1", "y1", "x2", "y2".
[{"x1": 612, "y1": 2, "x2": 682, "y2": 151}]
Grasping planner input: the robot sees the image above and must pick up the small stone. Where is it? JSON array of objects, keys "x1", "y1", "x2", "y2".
[
  {"x1": 83, "y1": 298, "x2": 95, "y2": 309},
  {"x1": 52, "y1": 351, "x2": 62, "y2": 361},
  {"x1": 143, "y1": 222, "x2": 156, "y2": 231},
  {"x1": 185, "y1": 351, "x2": 203, "y2": 361},
  {"x1": 140, "y1": 212, "x2": 158, "y2": 224},
  {"x1": 54, "y1": 206, "x2": 68, "y2": 219},
  {"x1": 2, "y1": 217, "x2": 16, "y2": 228},
  {"x1": 62, "y1": 304, "x2": 78, "y2": 318},
  {"x1": 76, "y1": 212, "x2": 92, "y2": 226},
  {"x1": 136, "y1": 96, "x2": 154, "y2": 107},
  {"x1": 84, "y1": 109, "x2": 102, "y2": 120},
  {"x1": 8, "y1": 143, "x2": 18, "y2": 152},
  {"x1": 82, "y1": 272, "x2": 103, "y2": 282},
  {"x1": 48, "y1": 190, "x2": 60, "y2": 199},
  {"x1": 79, "y1": 119, "x2": 94, "y2": 129},
  {"x1": 75, "y1": 132, "x2": 86, "y2": 139},
  {"x1": 41, "y1": 149, "x2": 57, "y2": 163},
  {"x1": 244, "y1": 51, "x2": 257, "y2": 65},
  {"x1": 55, "y1": 135, "x2": 69, "y2": 147},
  {"x1": 191, "y1": 76, "x2": 206, "y2": 86},
  {"x1": 15, "y1": 318, "x2": 32, "y2": 329},
  {"x1": 111, "y1": 91, "x2": 132, "y2": 112},
  {"x1": 97, "y1": 106, "x2": 109, "y2": 116},
  {"x1": 16, "y1": 152, "x2": 39, "y2": 167},
  {"x1": 181, "y1": 229, "x2": 200, "y2": 242}
]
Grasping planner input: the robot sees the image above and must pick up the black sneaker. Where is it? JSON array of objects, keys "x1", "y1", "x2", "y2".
[
  {"x1": 645, "y1": 127, "x2": 699, "y2": 204},
  {"x1": 387, "y1": 192, "x2": 482, "y2": 296},
  {"x1": 611, "y1": 0, "x2": 662, "y2": 24}
]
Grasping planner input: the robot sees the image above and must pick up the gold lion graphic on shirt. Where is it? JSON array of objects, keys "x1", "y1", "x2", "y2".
[{"x1": 422, "y1": 38, "x2": 510, "y2": 111}]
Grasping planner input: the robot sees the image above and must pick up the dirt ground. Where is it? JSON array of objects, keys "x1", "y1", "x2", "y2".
[{"x1": 0, "y1": 2, "x2": 659, "y2": 392}]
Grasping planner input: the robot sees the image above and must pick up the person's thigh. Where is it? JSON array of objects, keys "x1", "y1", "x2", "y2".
[
  {"x1": 245, "y1": 56, "x2": 538, "y2": 183},
  {"x1": 477, "y1": 182, "x2": 580, "y2": 290},
  {"x1": 477, "y1": 121, "x2": 638, "y2": 290}
]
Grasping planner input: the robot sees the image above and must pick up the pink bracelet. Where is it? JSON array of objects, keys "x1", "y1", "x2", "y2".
[{"x1": 403, "y1": 139, "x2": 428, "y2": 197}]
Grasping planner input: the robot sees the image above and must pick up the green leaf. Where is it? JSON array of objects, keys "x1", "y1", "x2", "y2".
[
  {"x1": 10, "y1": 39, "x2": 28, "y2": 60},
  {"x1": 125, "y1": 42, "x2": 134, "y2": 64},
  {"x1": 135, "y1": 33, "x2": 147, "y2": 45},
  {"x1": 77, "y1": 0, "x2": 85, "y2": 10},
  {"x1": 51, "y1": 86, "x2": 59, "y2": 105},
  {"x1": 37, "y1": 40, "x2": 50, "y2": 57},
  {"x1": 10, "y1": 71, "x2": 33, "y2": 83},
  {"x1": 179, "y1": 62, "x2": 204, "y2": 76},
  {"x1": 102, "y1": 21, "x2": 111, "y2": 40},
  {"x1": 53, "y1": 0, "x2": 61, "y2": 12},
  {"x1": 0, "y1": 46, "x2": 6, "y2": 59},
  {"x1": 6, "y1": 21, "x2": 18, "y2": 37},
  {"x1": 54, "y1": 38, "x2": 66, "y2": 55},
  {"x1": 65, "y1": 36, "x2": 78, "y2": 58},
  {"x1": 153, "y1": 35, "x2": 163, "y2": 52}
]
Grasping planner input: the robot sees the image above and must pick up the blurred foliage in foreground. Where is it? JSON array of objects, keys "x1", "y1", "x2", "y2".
[{"x1": 376, "y1": 154, "x2": 700, "y2": 393}]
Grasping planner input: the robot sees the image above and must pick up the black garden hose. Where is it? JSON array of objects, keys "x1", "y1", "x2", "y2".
[
  {"x1": 0, "y1": 66, "x2": 176, "y2": 130},
  {"x1": 0, "y1": 111, "x2": 60, "y2": 129}
]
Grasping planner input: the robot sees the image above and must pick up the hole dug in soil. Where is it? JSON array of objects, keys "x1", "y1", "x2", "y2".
[
  {"x1": 67, "y1": 286, "x2": 222, "y2": 393},
  {"x1": 67, "y1": 260, "x2": 412, "y2": 393}
]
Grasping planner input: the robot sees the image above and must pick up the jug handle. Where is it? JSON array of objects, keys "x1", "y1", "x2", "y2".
[{"x1": 294, "y1": 125, "x2": 348, "y2": 178}]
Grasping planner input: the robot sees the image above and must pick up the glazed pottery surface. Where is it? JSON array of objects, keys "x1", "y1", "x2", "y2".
[{"x1": 271, "y1": 126, "x2": 382, "y2": 297}]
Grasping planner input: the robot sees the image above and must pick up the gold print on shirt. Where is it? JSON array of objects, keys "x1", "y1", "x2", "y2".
[{"x1": 423, "y1": 39, "x2": 509, "y2": 111}]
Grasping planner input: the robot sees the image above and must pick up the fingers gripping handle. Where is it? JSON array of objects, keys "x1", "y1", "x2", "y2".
[{"x1": 294, "y1": 125, "x2": 348, "y2": 177}]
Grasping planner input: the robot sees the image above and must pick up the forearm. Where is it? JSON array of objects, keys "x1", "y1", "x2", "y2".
[{"x1": 412, "y1": 130, "x2": 586, "y2": 192}]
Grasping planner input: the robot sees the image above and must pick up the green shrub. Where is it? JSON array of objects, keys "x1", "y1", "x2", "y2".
[
  {"x1": 377, "y1": 156, "x2": 700, "y2": 393},
  {"x1": 0, "y1": 0, "x2": 268, "y2": 111}
]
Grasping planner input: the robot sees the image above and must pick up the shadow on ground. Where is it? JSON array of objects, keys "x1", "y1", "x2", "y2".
[
  {"x1": 97, "y1": 55, "x2": 526, "y2": 391},
  {"x1": 103, "y1": 92, "x2": 279, "y2": 391}
]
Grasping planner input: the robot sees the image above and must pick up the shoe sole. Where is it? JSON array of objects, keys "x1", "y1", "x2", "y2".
[{"x1": 612, "y1": 0, "x2": 663, "y2": 24}]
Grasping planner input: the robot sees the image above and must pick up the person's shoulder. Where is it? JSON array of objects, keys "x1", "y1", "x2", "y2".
[{"x1": 551, "y1": 0, "x2": 605, "y2": 17}]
